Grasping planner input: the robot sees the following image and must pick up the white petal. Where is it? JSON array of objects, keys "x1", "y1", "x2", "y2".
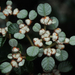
[
  {"x1": 7, "y1": 53, "x2": 12, "y2": 59},
  {"x1": 18, "y1": 59, "x2": 25, "y2": 66}
]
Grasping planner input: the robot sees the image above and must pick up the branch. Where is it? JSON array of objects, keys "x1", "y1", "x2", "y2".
[{"x1": 26, "y1": 34, "x2": 34, "y2": 46}]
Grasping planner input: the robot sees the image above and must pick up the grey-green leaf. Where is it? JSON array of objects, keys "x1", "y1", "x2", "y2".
[
  {"x1": 0, "y1": 12, "x2": 6, "y2": 19},
  {"x1": 6, "y1": 1, "x2": 12, "y2": 5},
  {"x1": 6, "y1": 21, "x2": 12, "y2": 27},
  {"x1": 8, "y1": 23, "x2": 19, "y2": 34},
  {"x1": 17, "y1": 20, "x2": 23, "y2": 25},
  {"x1": 32, "y1": 23, "x2": 41, "y2": 32},
  {"x1": 0, "y1": 62, "x2": 12, "y2": 73},
  {"x1": 69, "y1": 36, "x2": 75, "y2": 45},
  {"x1": 48, "y1": 17, "x2": 59, "y2": 30},
  {"x1": 26, "y1": 46, "x2": 39, "y2": 57},
  {"x1": 9, "y1": 39, "x2": 18, "y2": 47},
  {"x1": 37, "y1": 3, "x2": 52, "y2": 16},
  {"x1": 58, "y1": 32, "x2": 66, "y2": 42},
  {"x1": 41, "y1": 57, "x2": 55, "y2": 72},
  {"x1": 58, "y1": 61, "x2": 73, "y2": 72},
  {"x1": 55, "y1": 50, "x2": 68, "y2": 61},
  {"x1": 14, "y1": 33, "x2": 25, "y2": 40},
  {"x1": 17, "y1": 9, "x2": 28, "y2": 19},
  {"x1": 29, "y1": 10, "x2": 37, "y2": 20}
]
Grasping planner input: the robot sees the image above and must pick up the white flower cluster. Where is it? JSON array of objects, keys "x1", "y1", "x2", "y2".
[
  {"x1": 25, "y1": 19, "x2": 32, "y2": 26},
  {"x1": 7, "y1": 47, "x2": 25, "y2": 68},
  {"x1": 44, "y1": 48, "x2": 56, "y2": 56},
  {"x1": 19, "y1": 23, "x2": 30, "y2": 34},
  {"x1": 33, "y1": 38, "x2": 43, "y2": 47},
  {"x1": 0, "y1": 27, "x2": 8, "y2": 37},
  {"x1": 39, "y1": 29, "x2": 50, "y2": 42}
]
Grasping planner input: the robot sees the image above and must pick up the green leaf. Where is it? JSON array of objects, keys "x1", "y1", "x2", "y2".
[
  {"x1": 0, "y1": 12, "x2": 6, "y2": 19},
  {"x1": 32, "y1": 23, "x2": 41, "y2": 32},
  {"x1": 0, "y1": 37, "x2": 6, "y2": 47},
  {"x1": 69, "y1": 36, "x2": 75, "y2": 45},
  {"x1": 55, "y1": 50, "x2": 68, "y2": 61},
  {"x1": 17, "y1": 20, "x2": 23, "y2": 25},
  {"x1": 9, "y1": 39, "x2": 18, "y2": 47},
  {"x1": 17, "y1": 9, "x2": 28, "y2": 19},
  {"x1": 58, "y1": 61, "x2": 73, "y2": 72},
  {"x1": 14, "y1": 33, "x2": 25, "y2": 40},
  {"x1": 0, "y1": 62, "x2": 12, "y2": 73},
  {"x1": 41, "y1": 57, "x2": 55, "y2": 72},
  {"x1": 58, "y1": 32, "x2": 66, "y2": 42},
  {"x1": 6, "y1": 21, "x2": 12, "y2": 27},
  {"x1": 6, "y1": 1, "x2": 12, "y2": 5},
  {"x1": 48, "y1": 17, "x2": 59, "y2": 30},
  {"x1": 8, "y1": 23, "x2": 19, "y2": 34},
  {"x1": 26, "y1": 46, "x2": 39, "y2": 57},
  {"x1": 37, "y1": 3, "x2": 52, "y2": 16},
  {"x1": 29, "y1": 10, "x2": 37, "y2": 20},
  {"x1": 26, "y1": 54, "x2": 37, "y2": 61}
]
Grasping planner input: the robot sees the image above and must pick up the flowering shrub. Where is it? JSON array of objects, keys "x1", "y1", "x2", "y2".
[{"x1": 0, "y1": 0, "x2": 74, "y2": 75}]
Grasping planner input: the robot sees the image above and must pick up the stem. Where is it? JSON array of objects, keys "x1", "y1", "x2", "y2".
[
  {"x1": 26, "y1": 34, "x2": 34, "y2": 46},
  {"x1": 9, "y1": 34, "x2": 11, "y2": 39},
  {"x1": 44, "y1": 25, "x2": 46, "y2": 30},
  {"x1": 44, "y1": 42, "x2": 57, "y2": 49}
]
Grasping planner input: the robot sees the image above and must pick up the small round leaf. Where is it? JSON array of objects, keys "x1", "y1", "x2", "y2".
[
  {"x1": 8, "y1": 23, "x2": 19, "y2": 34},
  {"x1": 58, "y1": 32, "x2": 66, "y2": 42},
  {"x1": 9, "y1": 39, "x2": 18, "y2": 47},
  {"x1": 37, "y1": 3, "x2": 52, "y2": 16},
  {"x1": 48, "y1": 17, "x2": 59, "y2": 30},
  {"x1": 14, "y1": 33, "x2": 25, "y2": 40},
  {"x1": 26, "y1": 46, "x2": 39, "y2": 57},
  {"x1": 0, "y1": 12, "x2": 6, "y2": 19},
  {"x1": 0, "y1": 62, "x2": 12, "y2": 73},
  {"x1": 6, "y1": 21, "x2": 12, "y2": 27},
  {"x1": 58, "y1": 61, "x2": 73, "y2": 72},
  {"x1": 41, "y1": 57, "x2": 55, "y2": 72},
  {"x1": 29, "y1": 10, "x2": 37, "y2": 20},
  {"x1": 55, "y1": 50, "x2": 68, "y2": 61},
  {"x1": 17, "y1": 20, "x2": 23, "y2": 25},
  {"x1": 32, "y1": 23, "x2": 41, "y2": 32},
  {"x1": 69, "y1": 36, "x2": 75, "y2": 45},
  {"x1": 6, "y1": 1, "x2": 12, "y2": 5},
  {"x1": 17, "y1": 9, "x2": 28, "y2": 19}
]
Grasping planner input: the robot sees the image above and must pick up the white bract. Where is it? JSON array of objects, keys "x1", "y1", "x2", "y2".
[{"x1": 13, "y1": 8, "x2": 19, "y2": 15}]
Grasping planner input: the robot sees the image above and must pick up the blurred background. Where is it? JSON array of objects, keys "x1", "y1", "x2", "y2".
[{"x1": 0, "y1": 0, "x2": 75, "y2": 75}]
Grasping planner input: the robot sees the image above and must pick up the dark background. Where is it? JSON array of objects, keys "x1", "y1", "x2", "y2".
[{"x1": 0, "y1": 0, "x2": 75, "y2": 75}]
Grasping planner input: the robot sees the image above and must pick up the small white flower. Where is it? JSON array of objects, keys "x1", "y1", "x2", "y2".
[
  {"x1": 44, "y1": 48, "x2": 48, "y2": 55},
  {"x1": 43, "y1": 37, "x2": 50, "y2": 42},
  {"x1": 39, "y1": 29, "x2": 45, "y2": 35},
  {"x1": 11, "y1": 60, "x2": 18, "y2": 67},
  {"x1": 55, "y1": 49, "x2": 61, "y2": 57},
  {"x1": 6, "y1": 5, "x2": 12, "y2": 9},
  {"x1": 3, "y1": 9, "x2": 9, "y2": 16},
  {"x1": 40, "y1": 18, "x2": 44, "y2": 24},
  {"x1": 54, "y1": 28, "x2": 61, "y2": 34},
  {"x1": 7, "y1": 53, "x2": 12, "y2": 59},
  {"x1": 13, "y1": 8, "x2": 19, "y2": 15},
  {"x1": 17, "y1": 57, "x2": 23, "y2": 62},
  {"x1": 19, "y1": 24, "x2": 25, "y2": 28},
  {"x1": 56, "y1": 40, "x2": 63, "y2": 44},
  {"x1": 5, "y1": 27, "x2": 8, "y2": 31},
  {"x1": 33, "y1": 38, "x2": 39, "y2": 42},
  {"x1": 18, "y1": 59, "x2": 25, "y2": 66},
  {"x1": 12, "y1": 47, "x2": 19, "y2": 52},
  {"x1": 19, "y1": 29, "x2": 26, "y2": 34},
  {"x1": 1, "y1": 28, "x2": 6, "y2": 34},
  {"x1": 56, "y1": 44, "x2": 65, "y2": 50},
  {"x1": 25, "y1": 19, "x2": 32, "y2": 26},
  {"x1": 64, "y1": 38, "x2": 69, "y2": 44},
  {"x1": 51, "y1": 48, "x2": 56, "y2": 54},
  {"x1": 7, "y1": 9, "x2": 12, "y2": 15},
  {"x1": 47, "y1": 19, "x2": 52, "y2": 25}
]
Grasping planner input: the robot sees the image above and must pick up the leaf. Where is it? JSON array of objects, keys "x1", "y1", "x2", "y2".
[
  {"x1": 29, "y1": 10, "x2": 37, "y2": 20},
  {"x1": 26, "y1": 46, "x2": 39, "y2": 57},
  {"x1": 8, "y1": 23, "x2": 19, "y2": 34},
  {"x1": 32, "y1": 23, "x2": 41, "y2": 32},
  {"x1": 69, "y1": 36, "x2": 75, "y2": 45},
  {"x1": 48, "y1": 17, "x2": 59, "y2": 30},
  {"x1": 17, "y1": 43, "x2": 23, "y2": 52},
  {"x1": 58, "y1": 32, "x2": 66, "y2": 42},
  {"x1": 26, "y1": 54, "x2": 37, "y2": 61},
  {"x1": 17, "y1": 9, "x2": 28, "y2": 19},
  {"x1": 41, "y1": 57, "x2": 55, "y2": 72},
  {"x1": 55, "y1": 50, "x2": 68, "y2": 61},
  {"x1": 0, "y1": 12, "x2": 6, "y2": 19},
  {"x1": 6, "y1": 21, "x2": 12, "y2": 27},
  {"x1": 0, "y1": 62, "x2": 12, "y2": 73},
  {"x1": 9, "y1": 39, "x2": 18, "y2": 47},
  {"x1": 37, "y1": 3, "x2": 52, "y2": 16},
  {"x1": 14, "y1": 33, "x2": 25, "y2": 40},
  {"x1": 58, "y1": 61, "x2": 73, "y2": 72},
  {"x1": 17, "y1": 20, "x2": 23, "y2": 25},
  {"x1": 0, "y1": 37, "x2": 6, "y2": 47},
  {"x1": 6, "y1": 1, "x2": 12, "y2": 5}
]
